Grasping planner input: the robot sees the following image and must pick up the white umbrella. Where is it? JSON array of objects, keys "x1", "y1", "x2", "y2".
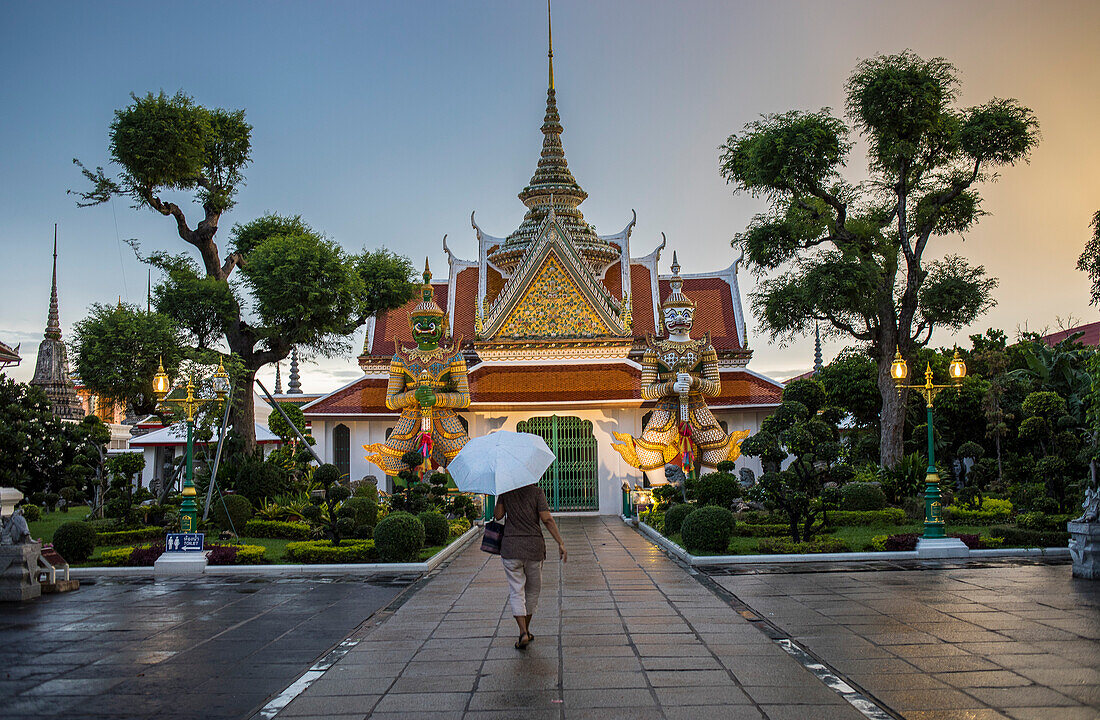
[{"x1": 449, "y1": 431, "x2": 556, "y2": 496}]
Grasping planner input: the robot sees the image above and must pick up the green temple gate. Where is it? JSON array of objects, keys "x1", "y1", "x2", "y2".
[{"x1": 516, "y1": 415, "x2": 599, "y2": 511}]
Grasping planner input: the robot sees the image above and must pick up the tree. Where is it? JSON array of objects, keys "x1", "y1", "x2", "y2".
[
  {"x1": 720, "y1": 52, "x2": 1039, "y2": 468},
  {"x1": 72, "y1": 302, "x2": 183, "y2": 418},
  {"x1": 740, "y1": 379, "x2": 846, "y2": 541},
  {"x1": 0, "y1": 375, "x2": 68, "y2": 495},
  {"x1": 1079, "y1": 210, "x2": 1100, "y2": 306},
  {"x1": 74, "y1": 92, "x2": 418, "y2": 452}
]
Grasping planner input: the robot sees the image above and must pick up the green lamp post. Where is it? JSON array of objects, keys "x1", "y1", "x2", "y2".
[
  {"x1": 890, "y1": 348, "x2": 967, "y2": 539},
  {"x1": 153, "y1": 358, "x2": 230, "y2": 533}
]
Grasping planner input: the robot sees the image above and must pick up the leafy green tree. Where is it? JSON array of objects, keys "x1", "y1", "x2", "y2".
[
  {"x1": 720, "y1": 51, "x2": 1039, "y2": 468},
  {"x1": 1079, "y1": 210, "x2": 1100, "y2": 306},
  {"x1": 72, "y1": 302, "x2": 183, "y2": 417},
  {"x1": 0, "y1": 375, "x2": 69, "y2": 495},
  {"x1": 74, "y1": 91, "x2": 418, "y2": 452},
  {"x1": 740, "y1": 379, "x2": 846, "y2": 541}
]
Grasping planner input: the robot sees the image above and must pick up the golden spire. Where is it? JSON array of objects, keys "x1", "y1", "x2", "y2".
[{"x1": 548, "y1": 0, "x2": 554, "y2": 91}]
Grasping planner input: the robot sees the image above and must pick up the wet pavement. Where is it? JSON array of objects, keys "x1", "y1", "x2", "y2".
[
  {"x1": 273, "y1": 517, "x2": 871, "y2": 720},
  {"x1": 3, "y1": 519, "x2": 1098, "y2": 720},
  {"x1": 712, "y1": 562, "x2": 1100, "y2": 719},
  {"x1": 0, "y1": 575, "x2": 410, "y2": 720}
]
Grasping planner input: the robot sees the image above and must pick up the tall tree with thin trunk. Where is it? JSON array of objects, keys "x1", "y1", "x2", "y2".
[
  {"x1": 720, "y1": 52, "x2": 1039, "y2": 468},
  {"x1": 74, "y1": 92, "x2": 417, "y2": 452}
]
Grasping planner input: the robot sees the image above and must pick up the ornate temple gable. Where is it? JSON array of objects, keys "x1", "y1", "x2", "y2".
[
  {"x1": 482, "y1": 214, "x2": 627, "y2": 340},
  {"x1": 497, "y1": 254, "x2": 611, "y2": 338}
]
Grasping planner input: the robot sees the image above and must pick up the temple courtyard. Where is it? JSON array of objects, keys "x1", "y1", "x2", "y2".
[{"x1": 1, "y1": 517, "x2": 1098, "y2": 720}]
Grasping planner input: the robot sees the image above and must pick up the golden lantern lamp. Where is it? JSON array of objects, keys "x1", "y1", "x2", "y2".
[
  {"x1": 890, "y1": 347, "x2": 908, "y2": 384},
  {"x1": 949, "y1": 350, "x2": 967, "y2": 384},
  {"x1": 152, "y1": 357, "x2": 171, "y2": 400}
]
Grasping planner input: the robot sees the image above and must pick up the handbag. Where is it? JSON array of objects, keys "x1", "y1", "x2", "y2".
[{"x1": 481, "y1": 519, "x2": 504, "y2": 555}]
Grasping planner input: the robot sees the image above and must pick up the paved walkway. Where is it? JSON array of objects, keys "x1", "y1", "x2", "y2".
[
  {"x1": 0, "y1": 575, "x2": 410, "y2": 720},
  {"x1": 716, "y1": 563, "x2": 1100, "y2": 720},
  {"x1": 274, "y1": 517, "x2": 867, "y2": 720}
]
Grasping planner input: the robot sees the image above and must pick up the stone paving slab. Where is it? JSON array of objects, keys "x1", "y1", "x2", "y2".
[
  {"x1": 275, "y1": 517, "x2": 866, "y2": 720},
  {"x1": 713, "y1": 562, "x2": 1100, "y2": 719}
]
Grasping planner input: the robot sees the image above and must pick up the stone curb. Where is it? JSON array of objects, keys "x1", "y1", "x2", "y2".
[
  {"x1": 634, "y1": 519, "x2": 1072, "y2": 565},
  {"x1": 68, "y1": 524, "x2": 481, "y2": 579}
]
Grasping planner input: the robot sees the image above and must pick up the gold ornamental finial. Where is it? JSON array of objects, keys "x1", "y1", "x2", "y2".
[{"x1": 547, "y1": 0, "x2": 554, "y2": 91}]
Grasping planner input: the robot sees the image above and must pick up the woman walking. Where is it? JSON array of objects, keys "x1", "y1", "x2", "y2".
[{"x1": 494, "y1": 484, "x2": 567, "y2": 649}]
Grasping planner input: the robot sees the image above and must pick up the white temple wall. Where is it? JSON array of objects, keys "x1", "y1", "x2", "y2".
[{"x1": 308, "y1": 405, "x2": 779, "y2": 514}]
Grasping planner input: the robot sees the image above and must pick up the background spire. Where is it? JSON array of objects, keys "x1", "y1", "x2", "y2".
[
  {"x1": 288, "y1": 348, "x2": 302, "y2": 394},
  {"x1": 814, "y1": 323, "x2": 824, "y2": 373},
  {"x1": 45, "y1": 224, "x2": 62, "y2": 340},
  {"x1": 274, "y1": 362, "x2": 283, "y2": 394},
  {"x1": 548, "y1": 0, "x2": 554, "y2": 91}
]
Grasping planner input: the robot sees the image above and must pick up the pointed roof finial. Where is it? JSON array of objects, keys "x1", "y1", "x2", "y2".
[
  {"x1": 548, "y1": 0, "x2": 554, "y2": 91},
  {"x1": 662, "y1": 251, "x2": 694, "y2": 310},
  {"x1": 274, "y1": 362, "x2": 283, "y2": 394},
  {"x1": 814, "y1": 323, "x2": 824, "y2": 373},
  {"x1": 45, "y1": 224, "x2": 62, "y2": 340}
]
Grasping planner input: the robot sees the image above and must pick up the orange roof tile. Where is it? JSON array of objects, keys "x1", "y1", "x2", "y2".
[
  {"x1": 303, "y1": 377, "x2": 391, "y2": 416},
  {"x1": 659, "y1": 276, "x2": 742, "y2": 351}
]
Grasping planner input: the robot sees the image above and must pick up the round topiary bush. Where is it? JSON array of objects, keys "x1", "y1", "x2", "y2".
[
  {"x1": 340, "y1": 496, "x2": 378, "y2": 529},
  {"x1": 210, "y1": 494, "x2": 254, "y2": 532},
  {"x1": 691, "y1": 472, "x2": 742, "y2": 509},
  {"x1": 663, "y1": 503, "x2": 696, "y2": 536},
  {"x1": 417, "y1": 511, "x2": 449, "y2": 546},
  {"x1": 373, "y1": 511, "x2": 425, "y2": 562},
  {"x1": 840, "y1": 482, "x2": 887, "y2": 511},
  {"x1": 52, "y1": 521, "x2": 97, "y2": 563},
  {"x1": 681, "y1": 506, "x2": 736, "y2": 554},
  {"x1": 19, "y1": 503, "x2": 41, "y2": 522}
]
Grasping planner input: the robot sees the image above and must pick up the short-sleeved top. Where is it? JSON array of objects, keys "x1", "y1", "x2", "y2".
[{"x1": 499, "y1": 484, "x2": 550, "y2": 561}]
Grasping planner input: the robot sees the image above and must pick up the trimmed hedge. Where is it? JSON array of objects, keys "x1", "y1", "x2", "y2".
[
  {"x1": 732, "y1": 523, "x2": 790, "y2": 537},
  {"x1": 417, "y1": 511, "x2": 449, "y2": 546},
  {"x1": 52, "y1": 521, "x2": 97, "y2": 563},
  {"x1": 663, "y1": 504, "x2": 696, "y2": 536},
  {"x1": 840, "y1": 482, "x2": 887, "y2": 510},
  {"x1": 207, "y1": 544, "x2": 266, "y2": 565},
  {"x1": 284, "y1": 540, "x2": 379, "y2": 563},
  {"x1": 19, "y1": 503, "x2": 42, "y2": 522},
  {"x1": 681, "y1": 506, "x2": 736, "y2": 554},
  {"x1": 448, "y1": 518, "x2": 472, "y2": 537},
  {"x1": 96, "y1": 527, "x2": 165, "y2": 544},
  {"x1": 825, "y1": 508, "x2": 907, "y2": 527},
  {"x1": 1016, "y1": 512, "x2": 1072, "y2": 531},
  {"x1": 100, "y1": 542, "x2": 266, "y2": 566},
  {"x1": 756, "y1": 536, "x2": 850, "y2": 554},
  {"x1": 943, "y1": 506, "x2": 1011, "y2": 525},
  {"x1": 373, "y1": 512, "x2": 425, "y2": 562},
  {"x1": 988, "y1": 525, "x2": 1070, "y2": 548},
  {"x1": 242, "y1": 519, "x2": 313, "y2": 540}
]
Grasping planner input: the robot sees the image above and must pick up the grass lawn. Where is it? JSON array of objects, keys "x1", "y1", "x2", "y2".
[
  {"x1": 26, "y1": 506, "x2": 92, "y2": 543},
  {"x1": 664, "y1": 524, "x2": 1001, "y2": 556}
]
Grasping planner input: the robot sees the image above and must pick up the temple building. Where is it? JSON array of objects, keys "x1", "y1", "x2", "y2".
[
  {"x1": 304, "y1": 26, "x2": 783, "y2": 512},
  {"x1": 30, "y1": 229, "x2": 85, "y2": 421}
]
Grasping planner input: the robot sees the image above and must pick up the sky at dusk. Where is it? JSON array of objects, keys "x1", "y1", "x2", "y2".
[{"x1": 1, "y1": 0, "x2": 1097, "y2": 393}]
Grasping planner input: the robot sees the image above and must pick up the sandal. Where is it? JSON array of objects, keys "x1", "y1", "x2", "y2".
[{"x1": 514, "y1": 632, "x2": 533, "y2": 649}]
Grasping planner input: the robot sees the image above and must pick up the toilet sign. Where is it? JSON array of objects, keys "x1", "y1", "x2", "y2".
[{"x1": 165, "y1": 533, "x2": 204, "y2": 553}]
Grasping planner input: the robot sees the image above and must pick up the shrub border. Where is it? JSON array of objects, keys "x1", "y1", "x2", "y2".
[
  {"x1": 633, "y1": 518, "x2": 1070, "y2": 566},
  {"x1": 69, "y1": 523, "x2": 481, "y2": 577}
]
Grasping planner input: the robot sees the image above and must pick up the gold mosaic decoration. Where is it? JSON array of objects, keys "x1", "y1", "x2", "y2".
[{"x1": 497, "y1": 254, "x2": 611, "y2": 338}]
